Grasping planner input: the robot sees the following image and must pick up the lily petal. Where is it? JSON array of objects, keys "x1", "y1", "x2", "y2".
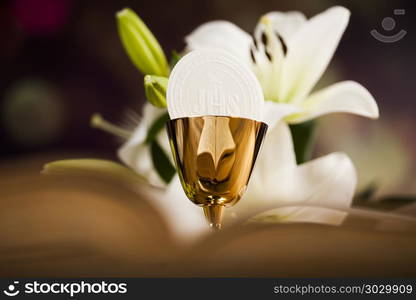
[
  {"x1": 258, "y1": 11, "x2": 306, "y2": 43},
  {"x1": 253, "y1": 11, "x2": 306, "y2": 67},
  {"x1": 295, "y1": 152, "x2": 357, "y2": 209},
  {"x1": 118, "y1": 103, "x2": 170, "y2": 187},
  {"x1": 262, "y1": 101, "x2": 300, "y2": 129},
  {"x1": 252, "y1": 12, "x2": 305, "y2": 102},
  {"x1": 288, "y1": 81, "x2": 379, "y2": 123},
  {"x1": 227, "y1": 139, "x2": 356, "y2": 222},
  {"x1": 185, "y1": 21, "x2": 252, "y2": 65},
  {"x1": 226, "y1": 122, "x2": 297, "y2": 220},
  {"x1": 146, "y1": 175, "x2": 208, "y2": 243},
  {"x1": 280, "y1": 6, "x2": 350, "y2": 104}
]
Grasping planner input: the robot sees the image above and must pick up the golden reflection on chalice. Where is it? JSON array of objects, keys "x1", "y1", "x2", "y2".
[{"x1": 166, "y1": 116, "x2": 267, "y2": 229}]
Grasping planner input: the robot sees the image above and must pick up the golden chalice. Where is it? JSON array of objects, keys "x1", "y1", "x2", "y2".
[{"x1": 166, "y1": 116, "x2": 267, "y2": 229}]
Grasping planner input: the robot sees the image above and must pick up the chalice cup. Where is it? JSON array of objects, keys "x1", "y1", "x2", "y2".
[{"x1": 166, "y1": 116, "x2": 267, "y2": 229}]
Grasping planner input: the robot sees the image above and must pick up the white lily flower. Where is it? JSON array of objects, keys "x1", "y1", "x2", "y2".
[
  {"x1": 226, "y1": 119, "x2": 357, "y2": 221},
  {"x1": 118, "y1": 103, "x2": 172, "y2": 187},
  {"x1": 116, "y1": 91, "x2": 301, "y2": 189},
  {"x1": 97, "y1": 6, "x2": 378, "y2": 241},
  {"x1": 185, "y1": 6, "x2": 379, "y2": 123},
  {"x1": 117, "y1": 104, "x2": 356, "y2": 242}
]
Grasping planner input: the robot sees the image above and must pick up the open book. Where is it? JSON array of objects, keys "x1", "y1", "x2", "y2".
[{"x1": 1, "y1": 155, "x2": 416, "y2": 277}]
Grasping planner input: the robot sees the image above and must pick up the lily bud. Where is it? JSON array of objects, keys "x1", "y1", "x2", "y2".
[
  {"x1": 116, "y1": 8, "x2": 169, "y2": 76},
  {"x1": 144, "y1": 75, "x2": 168, "y2": 108}
]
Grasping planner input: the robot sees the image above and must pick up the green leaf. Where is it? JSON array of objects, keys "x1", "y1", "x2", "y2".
[
  {"x1": 375, "y1": 196, "x2": 416, "y2": 210},
  {"x1": 144, "y1": 112, "x2": 170, "y2": 145},
  {"x1": 143, "y1": 111, "x2": 176, "y2": 183},
  {"x1": 355, "y1": 195, "x2": 416, "y2": 211},
  {"x1": 289, "y1": 120, "x2": 317, "y2": 164},
  {"x1": 353, "y1": 182, "x2": 416, "y2": 211},
  {"x1": 151, "y1": 140, "x2": 176, "y2": 183},
  {"x1": 170, "y1": 50, "x2": 181, "y2": 68},
  {"x1": 42, "y1": 159, "x2": 145, "y2": 184},
  {"x1": 353, "y1": 182, "x2": 378, "y2": 205}
]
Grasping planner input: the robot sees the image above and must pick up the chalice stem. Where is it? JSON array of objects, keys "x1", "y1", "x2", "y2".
[{"x1": 203, "y1": 205, "x2": 224, "y2": 230}]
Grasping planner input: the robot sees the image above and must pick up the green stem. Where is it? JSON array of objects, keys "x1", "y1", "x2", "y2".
[{"x1": 289, "y1": 120, "x2": 317, "y2": 164}]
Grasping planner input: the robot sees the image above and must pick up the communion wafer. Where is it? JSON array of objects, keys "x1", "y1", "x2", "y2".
[{"x1": 167, "y1": 50, "x2": 264, "y2": 120}]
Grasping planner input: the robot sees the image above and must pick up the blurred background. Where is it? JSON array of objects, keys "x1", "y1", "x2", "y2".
[
  {"x1": 0, "y1": 0, "x2": 416, "y2": 277},
  {"x1": 0, "y1": 0, "x2": 415, "y2": 193}
]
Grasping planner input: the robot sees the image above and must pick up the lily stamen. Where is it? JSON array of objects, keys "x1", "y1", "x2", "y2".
[
  {"x1": 276, "y1": 32, "x2": 287, "y2": 56},
  {"x1": 261, "y1": 31, "x2": 268, "y2": 46},
  {"x1": 90, "y1": 113, "x2": 132, "y2": 139},
  {"x1": 250, "y1": 47, "x2": 256, "y2": 63},
  {"x1": 265, "y1": 49, "x2": 272, "y2": 61},
  {"x1": 252, "y1": 36, "x2": 258, "y2": 50}
]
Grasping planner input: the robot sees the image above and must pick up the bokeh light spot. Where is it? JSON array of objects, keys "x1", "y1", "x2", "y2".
[
  {"x1": 13, "y1": 0, "x2": 72, "y2": 35},
  {"x1": 2, "y1": 79, "x2": 65, "y2": 147}
]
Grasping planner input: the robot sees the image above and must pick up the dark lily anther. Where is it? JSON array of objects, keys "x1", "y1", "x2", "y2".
[
  {"x1": 261, "y1": 31, "x2": 268, "y2": 46},
  {"x1": 250, "y1": 48, "x2": 256, "y2": 63},
  {"x1": 276, "y1": 32, "x2": 288, "y2": 56}
]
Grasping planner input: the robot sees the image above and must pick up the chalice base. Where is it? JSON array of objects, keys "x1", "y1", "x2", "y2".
[{"x1": 203, "y1": 205, "x2": 224, "y2": 230}]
